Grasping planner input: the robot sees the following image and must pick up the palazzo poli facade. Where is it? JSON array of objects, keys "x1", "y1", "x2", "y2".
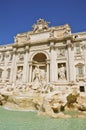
[{"x1": 0, "y1": 19, "x2": 86, "y2": 93}]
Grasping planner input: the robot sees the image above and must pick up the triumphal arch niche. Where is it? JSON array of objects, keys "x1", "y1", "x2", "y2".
[{"x1": 0, "y1": 18, "x2": 86, "y2": 96}]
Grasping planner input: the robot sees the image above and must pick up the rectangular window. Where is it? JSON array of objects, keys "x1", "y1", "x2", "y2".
[
  {"x1": 80, "y1": 86, "x2": 85, "y2": 92},
  {"x1": 78, "y1": 66, "x2": 83, "y2": 77},
  {"x1": 0, "y1": 70, "x2": 2, "y2": 78},
  {"x1": 2, "y1": 55, "x2": 5, "y2": 61},
  {"x1": 76, "y1": 46, "x2": 81, "y2": 54},
  {"x1": 7, "y1": 69, "x2": 10, "y2": 79}
]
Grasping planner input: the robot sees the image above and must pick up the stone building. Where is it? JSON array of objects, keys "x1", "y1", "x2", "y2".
[{"x1": 0, "y1": 18, "x2": 86, "y2": 93}]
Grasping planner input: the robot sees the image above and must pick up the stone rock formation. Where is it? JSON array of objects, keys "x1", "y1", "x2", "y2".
[{"x1": 0, "y1": 81, "x2": 86, "y2": 118}]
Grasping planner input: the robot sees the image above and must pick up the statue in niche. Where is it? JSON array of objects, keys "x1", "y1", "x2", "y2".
[
  {"x1": 17, "y1": 67, "x2": 23, "y2": 82},
  {"x1": 32, "y1": 66, "x2": 41, "y2": 90},
  {"x1": 58, "y1": 64, "x2": 66, "y2": 80},
  {"x1": 33, "y1": 66, "x2": 46, "y2": 82},
  {"x1": 32, "y1": 65, "x2": 46, "y2": 90},
  {"x1": 33, "y1": 66, "x2": 40, "y2": 82}
]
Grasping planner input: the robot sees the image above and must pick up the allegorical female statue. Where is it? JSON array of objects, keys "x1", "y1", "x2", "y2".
[{"x1": 58, "y1": 64, "x2": 66, "y2": 80}]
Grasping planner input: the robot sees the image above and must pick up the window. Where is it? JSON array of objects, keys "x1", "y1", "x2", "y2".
[
  {"x1": 80, "y1": 86, "x2": 85, "y2": 92},
  {"x1": 78, "y1": 66, "x2": 83, "y2": 77},
  {"x1": 76, "y1": 46, "x2": 81, "y2": 54},
  {"x1": 7, "y1": 69, "x2": 11, "y2": 79},
  {"x1": 2, "y1": 55, "x2": 5, "y2": 61},
  {"x1": 0, "y1": 69, "x2": 3, "y2": 78}
]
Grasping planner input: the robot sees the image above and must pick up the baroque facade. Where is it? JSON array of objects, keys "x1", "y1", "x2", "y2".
[{"x1": 0, "y1": 19, "x2": 86, "y2": 93}]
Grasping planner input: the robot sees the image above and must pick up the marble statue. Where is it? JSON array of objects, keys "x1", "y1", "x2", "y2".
[
  {"x1": 32, "y1": 66, "x2": 40, "y2": 82},
  {"x1": 32, "y1": 66, "x2": 41, "y2": 90},
  {"x1": 58, "y1": 64, "x2": 66, "y2": 80},
  {"x1": 32, "y1": 18, "x2": 49, "y2": 32},
  {"x1": 17, "y1": 67, "x2": 23, "y2": 82}
]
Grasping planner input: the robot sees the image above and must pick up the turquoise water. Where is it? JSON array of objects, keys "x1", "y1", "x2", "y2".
[{"x1": 0, "y1": 107, "x2": 86, "y2": 130}]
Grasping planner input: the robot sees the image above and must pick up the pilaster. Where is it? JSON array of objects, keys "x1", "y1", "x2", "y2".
[
  {"x1": 22, "y1": 46, "x2": 29, "y2": 83},
  {"x1": 10, "y1": 48, "x2": 17, "y2": 83},
  {"x1": 46, "y1": 60, "x2": 50, "y2": 83},
  {"x1": 29, "y1": 62, "x2": 32, "y2": 83},
  {"x1": 50, "y1": 42, "x2": 57, "y2": 82},
  {"x1": 2, "y1": 57, "x2": 7, "y2": 82},
  {"x1": 67, "y1": 40, "x2": 75, "y2": 82},
  {"x1": 82, "y1": 44, "x2": 86, "y2": 80}
]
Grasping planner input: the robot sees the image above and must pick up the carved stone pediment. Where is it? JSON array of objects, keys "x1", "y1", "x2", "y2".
[{"x1": 32, "y1": 18, "x2": 50, "y2": 33}]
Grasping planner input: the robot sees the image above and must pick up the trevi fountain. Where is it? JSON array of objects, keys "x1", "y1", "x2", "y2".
[{"x1": 0, "y1": 19, "x2": 86, "y2": 118}]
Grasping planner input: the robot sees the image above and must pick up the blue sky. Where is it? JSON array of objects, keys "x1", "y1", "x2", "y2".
[{"x1": 0, "y1": 0, "x2": 86, "y2": 44}]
